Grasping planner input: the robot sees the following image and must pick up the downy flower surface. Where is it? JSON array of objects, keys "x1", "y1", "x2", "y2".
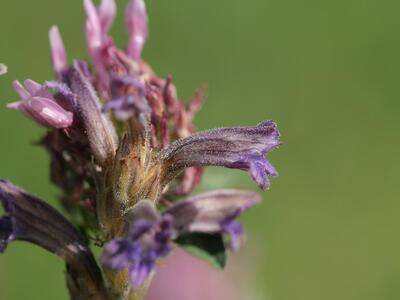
[{"x1": 0, "y1": 1, "x2": 281, "y2": 299}]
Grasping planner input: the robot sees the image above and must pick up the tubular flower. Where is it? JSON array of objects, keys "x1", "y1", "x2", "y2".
[{"x1": 1, "y1": 0, "x2": 281, "y2": 299}]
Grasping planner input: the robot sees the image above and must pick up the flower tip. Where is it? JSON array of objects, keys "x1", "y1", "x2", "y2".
[
  {"x1": 49, "y1": 25, "x2": 68, "y2": 75},
  {"x1": 125, "y1": 0, "x2": 149, "y2": 60},
  {"x1": 0, "y1": 64, "x2": 7, "y2": 76},
  {"x1": 98, "y1": 0, "x2": 117, "y2": 33},
  {"x1": 84, "y1": 0, "x2": 102, "y2": 50},
  {"x1": 12, "y1": 80, "x2": 31, "y2": 100},
  {"x1": 6, "y1": 101, "x2": 22, "y2": 110}
]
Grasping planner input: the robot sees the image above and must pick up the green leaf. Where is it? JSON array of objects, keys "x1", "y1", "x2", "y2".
[{"x1": 175, "y1": 232, "x2": 227, "y2": 270}]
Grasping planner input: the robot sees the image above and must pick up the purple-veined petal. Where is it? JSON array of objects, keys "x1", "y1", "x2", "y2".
[
  {"x1": 125, "y1": 0, "x2": 148, "y2": 60},
  {"x1": 165, "y1": 189, "x2": 260, "y2": 234},
  {"x1": 49, "y1": 26, "x2": 68, "y2": 76},
  {"x1": 0, "y1": 179, "x2": 86, "y2": 255},
  {"x1": 0, "y1": 180, "x2": 109, "y2": 299},
  {"x1": 69, "y1": 61, "x2": 118, "y2": 165},
  {"x1": 160, "y1": 120, "x2": 281, "y2": 191},
  {"x1": 0, "y1": 63, "x2": 7, "y2": 76},
  {"x1": 166, "y1": 189, "x2": 259, "y2": 250},
  {"x1": 98, "y1": 0, "x2": 116, "y2": 33}
]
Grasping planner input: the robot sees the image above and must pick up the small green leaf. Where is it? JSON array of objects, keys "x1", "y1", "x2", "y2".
[{"x1": 175, "y1": 232, "x2": 227, "y2": 270}]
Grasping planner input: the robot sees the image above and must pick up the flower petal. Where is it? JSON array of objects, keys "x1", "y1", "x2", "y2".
[
  {"x1": 84, "y1": 0, "x2": 103, "y2": 51},
  {"x1": 98, "y1": 0, "x2": 116, "y2": 33},
  {"x1": 49, "y1": 26, "x2": 68, "y2": 76},
  {"x1": 160, "y1": 120, "x2": 280, "y2": 190},
  {"x1": 102, "y1": 200, "x2": 173, "y2": 288},
  {"x1": 0, "y1": 180, "x2": 109, "y2": 299},
  {"x1": 0, "y1": 179, "x2": 87, "y2": 255},
  {"x1": 8, "y1": 96, "x2": 73, "y2": 128},
  {"x1": 125, "y1": 0, "x2": 148, "y2": 60},
  {"x1": 69, "y1": 62, "x2": 118, "y2": 165},
  {"x1": 165, "y1": 189, "x2": 260, "y2": 233}
]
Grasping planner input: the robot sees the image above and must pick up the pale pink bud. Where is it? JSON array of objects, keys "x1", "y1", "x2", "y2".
[
  {"x1": 125, "y1": 0, "x2": 149, "y2": 60},
  {"x1": 8, "y1": 80, "x2": 73, "y2": 128},
  {"x1": 8, "y1": 97, "x2": 73, "y2": 128},
  {"x1": 98, "y1": 0, "x2": 116, "y2": 33},
  {"x1": 49, "y1": 26, "x2": 68, "y2": 76},
  {"x1": 84, "y1": 0, "x2": 103, "y2": 52}
]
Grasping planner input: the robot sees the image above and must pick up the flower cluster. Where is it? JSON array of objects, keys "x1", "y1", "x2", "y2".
[{"x1": 0, "y1": 0, "x2": 280, "y2": 299}]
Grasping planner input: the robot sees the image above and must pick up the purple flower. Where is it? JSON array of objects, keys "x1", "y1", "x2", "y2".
[
  {"x1": 160, "y1": 120, "x2": 281, "y2": 191},
  {"x1": 102, "y1": 202, "x2": 174, "y2": 287},
  {"x1": 49, "y1": 26, "x2": 68, "y2": 77},
  {"x1": 102, "y1": 190, "x2": 260, "y2": 286},
  {"x1": 102, "y1": 74, "x2": 150, "y2": 120},
  {"x1": 7, "y1": 80, "x2": 73, "y2": 128},
  {"x1": 125, "y1": 0, "x2": 148, "y2": 61}
]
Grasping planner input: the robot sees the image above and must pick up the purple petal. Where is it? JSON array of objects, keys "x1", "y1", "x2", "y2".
[
  {"x1": 165, "y1": 189, "x2": 260, "y2": 233},
  {"x1": 44, "y1": 80, "x2": 76, "y2": 105},
  {"x1": 220, "y1": 219, "x2": 243, "y2": 251},
  {"x1": 49, "y1": 26, "x2": 68, "y2": 76},
  {"x1": 125, "y1": 0, "x2": 149, "y2": 60},
  {"x1": 102, "y1": 201, "x2": 174, "y2": 287},
  {"x1": 68, "y1": 62, "x2": 118, "y2": 165},
  {"x1": 0, "y1": 216, "x2": 12, "y2": 252},
  {"x1": 0, "y1": 179, "x2": 86, "y2": 256},
  {"x1": 160, "y1": 121, "x2": 281, "y2": 190},
  {"x1": 103, "y1": 74, "x2": 150, "y2": 120},
  {"x1": 0, "y1": 180, "x2": 109, "y2": 298},
  {"x1": 102, "y1": 239, "x2": 137, "y2": 271}
]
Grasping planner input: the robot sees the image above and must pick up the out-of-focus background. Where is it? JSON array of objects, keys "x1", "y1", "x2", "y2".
[{"x1": 0, "y1": 0, "x2": 399, "y2": 299}]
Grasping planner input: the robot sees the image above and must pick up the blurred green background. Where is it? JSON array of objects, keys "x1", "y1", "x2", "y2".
[{"x1": 0, "y1": 0, "x2": 399, "y2": 299}]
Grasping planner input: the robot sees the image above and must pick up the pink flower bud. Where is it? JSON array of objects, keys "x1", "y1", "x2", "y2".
[
  {"x1": 98, "y1": 0, "x2": 116, "y2": 33},
  {"x1": 8, "y1": 80, "x2": 73, "y2": 128},
  {"x1": 49, "y1": 26, "x2": 68, "y2": 76},
  {"x1": 125, "y1": 0, "x2": 148, "y2": 61},
  {"x1": 84, "y1": 0, "x2": 103, "y2": 52}
]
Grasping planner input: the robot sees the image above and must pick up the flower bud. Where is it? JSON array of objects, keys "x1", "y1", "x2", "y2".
[
  {"x1": 49, "y1": 26, "x2": 68, "y2": 76},
  {"x1": 125, "y1": 0, "x2": 148, "y2": 60},
  {"x1": 8, "y1": 80, "x2": 73, "y2": 128}
]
